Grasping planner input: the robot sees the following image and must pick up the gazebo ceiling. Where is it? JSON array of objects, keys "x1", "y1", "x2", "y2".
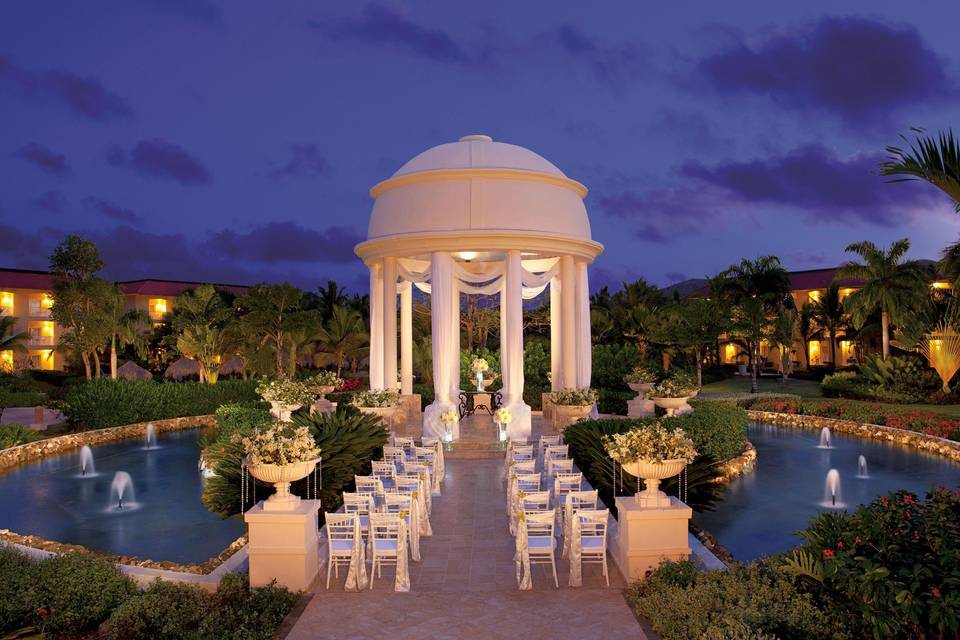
[{"x1": 355, "y1": 135, "x2": 602, "y2": 265}]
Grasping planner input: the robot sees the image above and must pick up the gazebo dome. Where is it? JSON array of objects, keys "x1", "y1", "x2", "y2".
[{"x1": 356, "y1": 135, "x2": 601, "y2": 264}]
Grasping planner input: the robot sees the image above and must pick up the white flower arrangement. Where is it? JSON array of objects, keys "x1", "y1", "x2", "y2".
[
  {"x1": 256, "y1": 377, "x2": 315, "y2": 406},
  {"x1": 624, "y1": 363, "x2": 661, "y2": 384},
  {"x1": 470, "y1": 358, "x2": 490, "y2": 375},
  {"x1": 352, "y1": 389, "x2": 400, "y2": 408},
  {"x1": 548, "y1": 387, "x2": 598, "y2": 406},
  {"x1": 306, "y1": 370, "x2": 342, "y2": 389},
  {"x1": 646, "y1": 371, "x2": 698, "y2": 399},
  {"x1": 603, "y1": 423, "x2": 698, "y2": 465},
  {"x1": 440, "y1": 409, "x2": 459, "y2": 426},
  {"x1": 494, "y1": 407, "x2": 512, "y2": 424},
  {"x1": 233, "y1": 422, "x2": 320, "y2": 467}
]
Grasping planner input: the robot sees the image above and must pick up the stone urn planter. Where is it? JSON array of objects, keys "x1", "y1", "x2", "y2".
[
  {"x1": 552, "y1": 404, "x2": 594, "y2": 431},
  {"x1": 246, "y1": 458, "x2": 319, "y2": 512},
  {"x1": 621, "y1": 459, "x2": 687, "y2": 508},
  {"x1": 651, "y1": 396, "x2": 694, "y2": 417},
  {"x1": 310, "y1": 385, "x2": 336, "y2": 414},
  {"x1": 628, "y1": 382, "x2": 654, "y2": 395},
  {"x1": 357, "y1": 405, "x2": 401, "y2": 428},
  {"x1": 269, "y1": 402, "x2": 301, "y2": 422}
]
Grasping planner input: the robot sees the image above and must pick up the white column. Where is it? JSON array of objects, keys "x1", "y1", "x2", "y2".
[
  {"x1": 560, "y1": 254, "x2": 577, "y2": 389},
  {"x1": 382, "y1": 257, "x2": 398, "y2": 392},
  {"x1": 550, "y1": 276, "x2": 561, "y2": 392},
  {"x1": 368, "y1": 261, "x2": 384, "y2": 390},
  {"x1": 450, "y1": 275, "x2": 461, "y2": 400},
  {"x1": 504, "y1": 251, "x2": 531, "y2": 440},
  {"x1": 499, "y1": 283, "x2": 509, "y2": 393},
  {"x1": 422, "y1": 252, "x2": 459, "y2": 440},
  {"x1": 575, "y1": 261, "x2": 592, "y2": 388},
  {"x1": 400, "y1": 281, "x2": 413, "y2": 395}
]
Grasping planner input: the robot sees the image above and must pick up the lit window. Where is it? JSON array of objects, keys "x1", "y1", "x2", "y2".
[
  {"x1": 0, "y1": 350, "x2": 12, "y2": 371},
  {"x1": 41, "y1": 293, "x2": 53, "y2": 308},
  {"x1": 0, "y1": 291, "x2": 12, "y2": 315},
  {"x1": 932, "y1": 281, "x2": 951, "y2": 290},
  {"x1": 724, "y1": 343, "x2": 737, "y2": 363},
  {"x1": 809, "y1": 340, "x2": 821, "y2": 365},
  {"x1": 839, "y1": 340, "x2": 853, "y2": 364},
  {"x1": 41, "y1": 349, "x2": 55, "y2": 370},
  {"x1": 839, "y1": 288, "x2": 855, "y2": 301},
  {"x1": 41, "y1": 321, "x2": 54, "y2": 337},
  {"x1": 808, "y1": 290, "x2": 821, "y2": 304},
  {"x1": 149, "y1": 298, "x2": 169, "y2": 318}
]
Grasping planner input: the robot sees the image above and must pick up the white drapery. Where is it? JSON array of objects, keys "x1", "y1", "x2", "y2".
[
  {"x1": 576, "y1": 261, "x2": 592, "y2": 389},
  {"x1": 450, "y1": 276, "x2": 460, "y2": 401},
  {"x1": 383, "y1": 257, "x2": 398, "y2": 391},
  {"x1": 503, "y1": 251, "x2": 531, "y2": 441},
  {"x1": 423, "y1": 252, "x2": 460, "y2": 440},
  {"x1": 550, "y1": 276, "x2": 561, "y2": 391},
  {"x1": 368, "y1": 262, "x2": 384, "y2": 390},
  {"x1": 399, "y1": 281, "x2": 413, "y2": 395}
]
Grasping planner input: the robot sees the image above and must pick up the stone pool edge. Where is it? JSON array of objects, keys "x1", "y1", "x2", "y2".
[
  {"x1": 0, "y1": 414, "x2": 251, "y2": 584},
  {"x1": 746, "y1": 410, "x2": 960, "y2": 463}
]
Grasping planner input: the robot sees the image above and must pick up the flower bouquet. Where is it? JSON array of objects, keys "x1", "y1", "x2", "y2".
[
  {"x1": 256, "y1": 377, "x2": 315, "y2": 421},
  {"x1": 494, "y1": 406, "x2": 512, "y2": 444},
  {"x1": 470, "y1": 358, "x2": 490, "y2": 391},
  {"x1": 440, "y1": 409, "x2": 458, "y2": 445},
  {"x1": 233, "y1": 422, "x2": 321, "y2": 511},
  {"x1": 604, "y1": 423, "x2": 697, "y2": 508},
  {"x1": 646, "y1": 371, "x2": 698, "y2": 416}
]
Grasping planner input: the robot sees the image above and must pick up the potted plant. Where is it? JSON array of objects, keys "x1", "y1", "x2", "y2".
[
  {"x1": 256, "y1": 378, "x2": 315, "y2": 422},
  {"x1": 624, "y1": 363, "x2": 660, "y2": 394},
  {"x1": 549, "y1": 387, "x2": 598, "y2": 429},
  {"x1": 306, "y1": 371, "x2": 342, "y2": 414},
  {"x1": 647, "y1": 371, "x2": 698, "y2": 417},
  {"x1": 470, "y1": 357, "x2": 490, "y2": 391},
  {"x1": 233, "y1": 422, "x2": 321, "y2": 511},
  {"x1": 603, "y1": 423, "x2": 697, "y2": 508},
  {"x1": 352, "y1": 389, "x2": 401, "y2": 425}
]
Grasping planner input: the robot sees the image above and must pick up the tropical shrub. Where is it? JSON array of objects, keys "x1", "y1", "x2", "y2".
[
  {"x1": 202, "y1": 405, "x2": 388, "y2": 518},
  {"x1": 63, "y1": 378, "x2": 259, "y2": 428},
  {"x1": 0, "y1": 546, "x2": 36, "y2": 632},
  {"x1": 627, "y1": 560, "x2": 848, "y2": 640},
  {"x1": 0, "y1": 422, "x2": 43, "y2": 449},
  {"x1": 0, "y1": 389, "x2": 47, "y2": 408},
  {"x1": 352, "y1": 389, "x2": 399, "y2": 407},
  {"x1": 592, "y1": 343, "x2": 642, "y2": 389},
  {"x1": 523, "y1": 339, "x2": 550, "y2": 389},
  {"x1": 784, "y1": 488, "x2": 960, "y2": 639},
  {"x1": 255, "y1": 377, "x2": 314, "y2": 406},
  {"x1": 596, "y1": 388, "x2": 634, "y2": 415},
  {"x1": 207, "y1": 403, "x2": 272, "y2": 445}
]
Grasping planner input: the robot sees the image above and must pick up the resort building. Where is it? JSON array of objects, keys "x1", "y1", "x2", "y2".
[{"x1": 0, "y1": 268, "x2": 247, "y2": 371}]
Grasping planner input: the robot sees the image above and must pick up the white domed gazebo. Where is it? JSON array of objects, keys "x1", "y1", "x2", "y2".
[{"x1": 355, "y1": 135, "x2": 603, "y2": 441}]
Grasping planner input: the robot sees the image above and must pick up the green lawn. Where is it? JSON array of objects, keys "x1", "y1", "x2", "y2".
[{"x1": 701, "y1": 375, "x2": 960, "y2": 418}]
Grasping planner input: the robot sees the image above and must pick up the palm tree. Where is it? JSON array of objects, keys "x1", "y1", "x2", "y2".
[
  {"x1": 731, "y1": 297, "x2": 772, "y2": 392},
  {"x1": 313, "y1": 305, "x2": 368, "y2": 377},
  {"x1": 769, "y1": 307, "x2": 798, "y2": 384},
  {"x1": 285, "y1": 310, "x2": 324, "y2": 375},
  {"x1": 808, "y1": 283, "x2": 848, "y2": 370},
  {"x1": 170, "y1": 284, "x2": 237, "y2": 383},
  {"x1": 94, "y1": 282, "x2": 148, "y2": 379},
  {"x1": 882, "y1": 128, "x2": 960, "y2": 212},
  {"x1": 672, "y1": 298, "x2": 725, "y2": 388},
  {"x1": 0, "y1": 316, "x2": 28, "y2": 371},
  {"x1": 237, "y1": 283, "x2": 307, "y2": 377},
  {"x1": 835, "y1": 239, "x2": 926, "y2": 359},
  {"x1": 315, "y1": 280, "x2": 349, "y2": 321},
  {"x1": 797, "y1": 304, "x2": 818, "y2": 369}
]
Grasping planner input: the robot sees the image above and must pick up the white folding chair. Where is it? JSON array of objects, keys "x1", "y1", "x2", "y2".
[
  {"x1": 384, "y1": 493, "x2": 418, "y2": 560},
  {"x1": 369, "y1": 513, "x2": 403, "y2": 589},
  {"x1": 342, "y1": 492, "x2": 375, "y2": 535},
  {"x1": 510, "y1": 445, "x2": 535, "y2": 463},
  {"x1": 548, "y1": 458, "x2": 575, "y2": 476},
  {"x1": 525, "y1": 509, "x2": 559, "y2": 588},
  {"x1": 544, "y1": 444, "x2": 569, "y2": 475},
  {"x1": 520, "y1": 490, "x2": 551, "y2": 513},
  {"x1": 383, "y1": 446, "x2": 405, "y2": 466},
  {"x1": 562, "y1": 490, "x2": 599, "y2": 546},
  {"x1": 554, "y1": 472, "x2": 583, "y2": 500},
  {"x1": 325, "y1": 513, "x2": 359, "y2": 589},
  {"x1": 392, "y1": 475, "x2": 421, "y2": 495},
  {"x1": 576, "y1": 509, "x2": 610, "y2": 586},
  {"x1": 511, "y1": 460, "x2": 536, "y2": 476},
  {"x1": 515, "y1": 472, "x2": 541, "y2": 493},
  {"x1": 538, "y1": 434, "x2": 562, "y2": 466},
  {"x1": 392, "y1": 436, "x2": 415, "y2": 455},
  {"x1": 372, "y1": 460, "x2": 396, "y2": 482},
  {"x1": 354, "y1": 475, "x2": 384, "y2": 498}
]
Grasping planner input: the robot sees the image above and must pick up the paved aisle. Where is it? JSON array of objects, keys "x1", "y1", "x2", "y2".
[{"x1": 286, "y1": 459, "x2": 647, "y2": 640}]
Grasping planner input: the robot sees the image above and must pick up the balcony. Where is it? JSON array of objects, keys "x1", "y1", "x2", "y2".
[
  {"x1": 29, "y1": 304, "x2": 52, "y2": 318},
  {"x1": 29, "y1": 336, "x2": 55, "y2": 347}
]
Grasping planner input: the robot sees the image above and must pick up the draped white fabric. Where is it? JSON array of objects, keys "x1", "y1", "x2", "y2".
[
  {"x1": 400, "y1": 282, "x2": 413, "y2": 395},
  {"x1": 567, "y1": 511, "x2": 583, "y2": 588},
  {"x1": 454, "y1": 260, "x2": 504, "y2": 283},
  {"x1": 343, "y1": 517, "x2": 368, "y2": 591},
  {"x1": 368, "y1": 262, "x2": 384, "y2": 390},
  {"x1": 550, "y1": 277, "x2": 561, "y2": 391},
  {"x1": 514, "y1": 514, "x2": 532, "y2": 590},
  {"x1": 576, "y1": 261, "x2": 592, "y2": 388},
  {"x1": 503, "y1": 251, "x2": 532, "y2": 440},
  {"x1": 394, "y1": 518, "x2": 410, "y2": 592},
  {"x1": 397, "y1": 262, "x2": 430, "y2": 284},
  {"x1": 407, "y1": 497, "x2": 421, "y2": 562},
  {"x1": 521, "y1": 262, "x2": 560, "y2": 288},
  {"x1": 423, "y1": 252, "x2": 459, "y2": 440},
  {"x1": 450, "y1": 276, "x2": 461, "y2": 401}
]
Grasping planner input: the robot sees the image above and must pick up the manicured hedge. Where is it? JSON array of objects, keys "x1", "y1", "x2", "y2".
[
  {"x1": 750, "y1": 397, "x2": 960, "y2": 441},
  {"x1": 0, "y1": 548, "x2": 297, "y2": 640},
  {"x1": 564, "y1": 401, "x2": 748, "y2": 513},
  {"x1": 0, "y1": 389, "x2": 47, "y2": 408},
  {"x1": 63, "y1": 378, "x2": 260, "y2": 429}
]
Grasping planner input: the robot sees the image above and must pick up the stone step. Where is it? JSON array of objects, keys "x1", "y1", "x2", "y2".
[{"x1": 444, "y1": 448, "x2": 505, "y2": 459}]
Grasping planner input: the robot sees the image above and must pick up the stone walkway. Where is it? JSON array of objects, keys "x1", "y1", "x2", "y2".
[{"x1": 286, "y1": 458, "x2": 647, "y2": 640}]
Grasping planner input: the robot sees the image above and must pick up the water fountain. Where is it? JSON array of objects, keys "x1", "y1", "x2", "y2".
[
  {"x1": 78, "y1": 445, "x2": 96, "y2": 477},
  {"x1": 109, "y1": 471, "x2": 136, "y2": 511},
  {"x1": 144, "y1": 423, "x2": 157, "y2": 449},
  {"x1": 816, "y1": 427, "x2": 832, "y2": 449},
  {"x1": 856, "y1": 455, "x2": 869, "y2": 479},
  {"x1": 821, "y1": 469, "x2": 844, "y2": 508}
]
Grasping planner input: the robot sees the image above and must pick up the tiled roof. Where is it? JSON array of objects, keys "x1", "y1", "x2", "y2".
[
  {"x1": 0, "y1": 268, "x2": 249, "y2": 296},
  {"x1": 0, "y1": 268, "x2": 57, "y2": 290},
  {"x1": 788, "y1": 268, "x2": 862, "y2": 291}
]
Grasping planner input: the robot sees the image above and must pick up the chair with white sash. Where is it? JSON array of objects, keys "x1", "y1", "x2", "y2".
[
  {"x1": 401, "y1": 461, "x2": 433, "y2": 515},
  {"x1": 522, "y1": 509, "x2": 559, "y2": 588},
  {"x1": 325, "y1": 513, "x2": 366, "y2": 590},
  {"x1": 372, "y1": 460, "x2": 396, "y2": 483},
  {"x1": 384, "y1": 492, "x2": 420, "y2": 562},
  {"x1": 393, "y1": 474, "x2": 432, "y2": 537},
  {"x1": 342, "y1": 492, "x2": 375, "y2": 540},
  {"x1": 392, "y1": 436, "x2": 415, "y2": 454},
  {"x1": 569, "y1": 508, "x2": 610, "y2": 587},
  {"x1": 505, "y1": 460, "x2": 536, "y2": 515},
  {"x1": 548, "y1": 458, "x2": 575, "y2": 477},
  {"x1": 505, "y1": 444, "x2": 534, "y2": 473},
  {"x1": 561, "y1": 490, "x2": 599, "y2": 552},
  {"x1": 538, "y1": 434, "x2": 562, "y2": 467},
  {"x1": 354, "y1": 475, "x2": 384, "y2": 499},
  {"x1": 509, "y1": 473, "x2": 542, "y2": 533},
  {"x1": 413, "y1": 446, "x2": 441, "y2": 494},
  {"x1": 383, "y1": 446, "x2": 405, "y2": 467},
  {"x1": 553, "y1": 472, "x2": 583, "y2": 500},
  {"x1": 543, "y1": 444, "x2": 569, "y2": 475},
  {"x1": 369, "y1": 513, "x2": 408, "y2": 591},
  {"x1": 520, "y1": 490, "x2": 551, "y2": 514}
]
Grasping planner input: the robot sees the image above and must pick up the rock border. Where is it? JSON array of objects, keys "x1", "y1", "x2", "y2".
[
  {"x1": 0, "y1": 414, "x2": 248, "y2": 575},
  {"x1": 747, "y1": 410, "x2": 960, "y2": 463},
  {"x1": 712, "y1": 440, "x2": 757, "y2": 484}
]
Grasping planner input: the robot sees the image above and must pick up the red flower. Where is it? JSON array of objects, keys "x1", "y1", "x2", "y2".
[
  {"x1": 822, "y1": 549, "x2": 835, "y2": 558},
  {"x1": 854, "y1": 536, "x2": 862, "y2": 544},
  {"x1": 902, "y1": 494, "x2": 914, "y2": 504},
  {"x1": 38, "y1": 607, "x2": 48, "y2": 619},
  {"x1": 836, "y1": 541, "x2": 844, "y2": 548},
  {"x1": 932, "y1": 587, "x2": 942, "y2": 598}
]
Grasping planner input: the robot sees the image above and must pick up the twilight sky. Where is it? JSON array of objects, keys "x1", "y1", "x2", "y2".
[{"x1": 2, "y1": 1, "x2": 960, "y2": 294}]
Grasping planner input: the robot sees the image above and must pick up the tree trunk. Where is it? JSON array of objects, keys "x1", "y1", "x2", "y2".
[
  {"x1": 695, "y1": 348, "x2": 703, "y2": 388},
  {"x1": 751, "y1": 339, "x2": 760, "y2": 393},
  {"x1": 881, "y1": 312, "x2": 890, "y2": 359},
  {"x1": 830, "y1": 329, "x2": 837, "y2": 370},
  {"x1": 110, "y1": 335, "x2": 118, "y2": 380},
  {"x1": 802, "y1": 339, "x2": 810, "y2": 369},
  {"x1": 92, "y1": 351, "x2": 101, "y2": 378},
  {"x1": 81, "y1": 352, "x2": 92, "y2": 381},
  {"x1": 661, "y1": 351, "x2": 671, "y2": 372},
  {"x1": 274, "y1": 336, "x2": 285, "y2": 376},
  {"x1": 335, "y1": 354, "x2": 344, "y2": 378}
]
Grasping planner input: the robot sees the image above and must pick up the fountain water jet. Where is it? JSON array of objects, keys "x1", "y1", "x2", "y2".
[
  {"x1": 821, "y1": 469, "x2": 844, "y2": 508},
  {"x1": 109, "y1": 471, "x2": 136, "y2": 511},
  {"x1": 816, "y1": 427, "x2": 832, "y2": 449},
  {"x1": 856, "y1": 455, "x2": 869, "y2": 479},
  {"x1": 144, "y1": 423, "x2": 157, "y2": 449},
  {"x1": 79, "y1": 446, "x2": 96, "y2": 477}
]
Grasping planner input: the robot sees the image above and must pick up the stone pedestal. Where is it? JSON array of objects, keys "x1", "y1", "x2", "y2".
[
  {"x1": 244, "y1": 499, "x2": 320, "y2": 591},
  {"x1": 400, "y1": 394, "x2": 422, "y2": 434},
  {"x1": 612, "y1": 496, "x2": 691, "y2": 581},
  {"x1": 627, "y1": 398, "x2": 655, "y2": 418},
  {"x1": 552, "y1": 404, "x2": 593, "y2": 431},
  {"x1": 310, "y1": 398, "x2": 336, "y2": 414},
  {"x1": 541, "y1": 393, "x2": 553, "y2": 420}
]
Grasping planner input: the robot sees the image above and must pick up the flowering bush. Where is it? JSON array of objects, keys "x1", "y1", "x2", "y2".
[
  {"x1": 603, "y1": 423, "x2": 698, "y2": 464},
  {"x1": 549, "y1": 387, "x2": 598, "y2": 406},
  {"x1": 625, "y1": 363, "x2": 661, "y2": 384},
  {"x1": 647, "y1": 371, "x2": 697, "y2": 398},
  {"x1": 337, "y1": 377, "x2": 362, "y2": 392},
  {"x1": 351, "y1": 389, "x2": 399, "y2": 407},
  {"x1": 255, "y1": 378, "x2": 314, "y2": 406},
  {"x1": 494, "y1": 407, "x2": 512, "y2": 424},
  {"x1": 232, "y1": 422, "x2": 320, "y2": 466},
  {"x1": 749, "y1": 397, "x2": 801, "y2": 414},
  {"x1": 306, "y1": 371, "x2": 341, "y2": 389},
  {"x1": 784, "y1": 487, "x2": 960, "y2": 639}
]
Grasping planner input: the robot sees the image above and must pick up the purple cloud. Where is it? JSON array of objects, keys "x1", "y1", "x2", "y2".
[
  {"x1": 202, "y1": 221, "x2": 364, "y2": 264},
  {"x1": 0, "y1": 55, "x2": 133, "y2": 121},
  {"x1": 696, "y1": 17, "x2": 954, "y2": 126},
  {"x1": 308, "y1": 4, "x2": 470, "y2": 64},
  {"x1": 0, "y1": 223, "x2": 50, "y2": 266},
  {"x1": 30, "y1": 190, "x2": 67, "y2": 214},
  {"x1": 82, "y1": 196, "x2": 143, "y2": 224},
  {"x1": 598, "y1": 186, "x2": 728, "y2": 242},
  {"x1": 681, "y1": 145, "x2": 940, "y2": 226},
  {"x1": 555, "y1": 24, "x2": 645, "y2": 83},
  {"x1": 107, "y1": 139, "x2": 212, "y2": 185},
  {"x1": 17, "y1": 143, "x2": 70, "y2": 176},
  {"x1": 269, "y1": 144, "x2": 329, "y2": 179},
  {"x1": 146, "y1": 0, "x2": 223, "y2": 28}
]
